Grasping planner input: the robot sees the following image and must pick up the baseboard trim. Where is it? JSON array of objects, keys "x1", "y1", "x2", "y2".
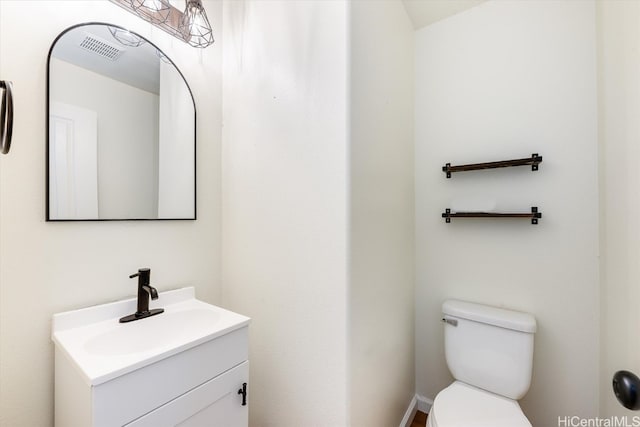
[
  {"x1": 399, "y1": 395, "x2": 417, "y2": 427},
  {"x1": 416, "y1": 394, "x2": 433, "y2": 414},
  {"x1": 400, "y1": 394, "x2": 433, "y2": 427}
]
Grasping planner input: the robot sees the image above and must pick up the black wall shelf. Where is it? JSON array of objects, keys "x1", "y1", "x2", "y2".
[
  {"x1": 443, "y1": 153, "x2": 542, "y2": 178},
  {"x1": 442, "y1": 207, "x2": 542, "y2": 224}
]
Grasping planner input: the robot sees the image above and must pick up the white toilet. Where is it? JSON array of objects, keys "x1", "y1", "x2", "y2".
[{"x1": 427, "y1": 300, "x2": 537, "y2": 427}]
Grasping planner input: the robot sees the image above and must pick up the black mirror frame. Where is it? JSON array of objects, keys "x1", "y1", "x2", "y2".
[{"x1": 46, "y1": 22, "x2": 197, "y2": 221}]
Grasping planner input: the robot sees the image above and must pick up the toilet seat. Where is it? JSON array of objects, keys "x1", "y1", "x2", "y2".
[{"x1": 427, "y1": 381, "x2": 532, "y2": 427}]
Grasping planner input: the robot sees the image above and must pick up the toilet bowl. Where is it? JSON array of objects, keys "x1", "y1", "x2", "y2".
[
  {"x1": 428, "y1": 300, "x2": 537, "y2": 427},
  {"x1": 426, "y1": 382, "x2": 531, "y2": 427}
]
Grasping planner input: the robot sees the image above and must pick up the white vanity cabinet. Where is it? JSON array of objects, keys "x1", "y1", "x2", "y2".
[
  {"x1": 53, "y1": 288, "x2": 250, "y2": 427},
  {"x1": 127, "y1": 361, "x2": 248, "y2": 427}
]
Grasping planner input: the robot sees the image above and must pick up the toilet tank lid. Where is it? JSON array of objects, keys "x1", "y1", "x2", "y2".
[{"x1": 443, "y1": 300, "x2": 537, "y2": 333}]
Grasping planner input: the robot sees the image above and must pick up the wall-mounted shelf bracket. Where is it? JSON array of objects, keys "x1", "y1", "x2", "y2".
[
  {"x1": 443, "y1": 153, "x2": 542, "y2": 178},
  {"x1": 442, "y1": 206, "x2": 542, "y2": 224}
]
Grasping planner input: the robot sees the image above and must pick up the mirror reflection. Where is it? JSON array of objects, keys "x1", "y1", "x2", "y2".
[{"x1": 47, "y1": 23, "x2": 196, "y2": 221}]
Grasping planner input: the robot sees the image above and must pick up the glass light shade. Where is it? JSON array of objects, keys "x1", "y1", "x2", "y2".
[
  {"x1": 131, "y1": 0, "x2": 171, "y2": 25},
  {"x1": 179, "y1": 0, "x2": 214, "y2": 48},
  {"x1": 109, "y1": 27, "x2": 146, "y2": 47}
]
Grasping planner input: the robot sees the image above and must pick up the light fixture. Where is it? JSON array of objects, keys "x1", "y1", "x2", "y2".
[
  {"x1": 131, "y1": 0, "x2": 171, "y2": 25},
  {"x1": 109, "y1": 27, "x2": 146, "y2": 47},
  {"x1": 179, "y1": 0, "x2": 214, "y2": 48},
  {"x1": 108, "y1": 0, "x2": 215, "y2": 48}
]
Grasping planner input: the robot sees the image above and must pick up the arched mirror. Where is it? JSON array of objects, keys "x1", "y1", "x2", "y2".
[{"x1": 47, "y1": 23, "x2": 196, "y2": 221}]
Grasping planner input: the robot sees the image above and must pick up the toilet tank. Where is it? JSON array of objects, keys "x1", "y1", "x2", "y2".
[{"x1": 442, "y1": 300, "x2": 537, "y2": 400}]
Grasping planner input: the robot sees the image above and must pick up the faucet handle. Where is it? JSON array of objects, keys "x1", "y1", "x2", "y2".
[
  {"x1": 129, "y1": 268, "x2": 150, "y2": 279},
  {"x1": 129, "y1": 268, "x2": 151, "y2": 286}
]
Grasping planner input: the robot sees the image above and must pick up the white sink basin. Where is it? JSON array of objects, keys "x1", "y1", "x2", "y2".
[
  {"x1": 52, "y1": 287, "x2": 250, "y2": 385},
  {"x1": 84, "y1": 309, "x2": 222, "y2": 356}
]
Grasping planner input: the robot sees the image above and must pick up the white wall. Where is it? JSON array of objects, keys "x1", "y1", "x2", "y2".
[
  {"x1": 348, "y1": 1, "x2": 415, "y2": 426},
  {"x1": 414, "y1": 2, "x2": 599, "y2": 426},
  {"x1": 597, "y1": 0, "x2": 640, "y2": 417},
  {"x1": 0, "y1": 2, "x2": 222, "y2": 426},
  {"x1": 50, "y1": 58, "x2": 160, "y2": 218},
  {"x1": 221, "y1": 1, "x2": 349, "y2": 425}
]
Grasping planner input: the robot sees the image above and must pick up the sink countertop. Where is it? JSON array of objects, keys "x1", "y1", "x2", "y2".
[{"x1": 52, "y1": 287, "x2": 250, "y2": 386}]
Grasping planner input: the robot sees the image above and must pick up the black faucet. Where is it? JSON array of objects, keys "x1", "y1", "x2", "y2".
[{"x1": 119, "y1": 268, "x2": 164, "y2": 323}]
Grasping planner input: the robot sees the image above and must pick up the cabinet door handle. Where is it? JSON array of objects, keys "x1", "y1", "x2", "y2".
[
  {"x1": 613, "y1": 370, "x2": 640, "y2": 410},
  {"x1": 238, "y1": 382, "x2": 247, "y2": 406}
]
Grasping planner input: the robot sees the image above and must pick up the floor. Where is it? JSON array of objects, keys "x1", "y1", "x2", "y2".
[{"x1": 411, "y1": 410, "x2": 428, "y2": 427}]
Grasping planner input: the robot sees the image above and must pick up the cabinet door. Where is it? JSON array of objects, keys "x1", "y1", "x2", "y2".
[{"x1": 126, "y1": 361, "x2": 248, "y2": 427}]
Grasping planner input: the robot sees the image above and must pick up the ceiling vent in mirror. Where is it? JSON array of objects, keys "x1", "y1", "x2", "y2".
[{"x1": 78, "y1": 34, "x2": 124, "y2": 61}]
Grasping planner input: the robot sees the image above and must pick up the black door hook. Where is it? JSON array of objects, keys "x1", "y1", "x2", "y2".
[{"x1": 0, "y1": 80, "x2": 13, "y2": 155}]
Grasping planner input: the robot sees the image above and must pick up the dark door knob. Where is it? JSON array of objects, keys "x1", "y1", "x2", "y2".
[{"x1": 613, "y1": 370, "x2": 640, "y2": 410}]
